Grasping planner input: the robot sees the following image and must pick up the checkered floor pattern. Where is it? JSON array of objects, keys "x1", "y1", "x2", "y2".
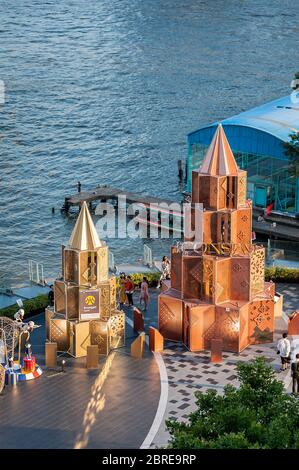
[{"x1": 151, "y1": 335, "x2": 289, "y2": 448}]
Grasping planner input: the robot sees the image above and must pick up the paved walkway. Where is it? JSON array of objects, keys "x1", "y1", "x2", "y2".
[
  {"x1": 0, "y1": 282, "x2": 297, "y2": 449},
  {"x1": 0, "y1": 313, "x2": 160, "y2": 449}
]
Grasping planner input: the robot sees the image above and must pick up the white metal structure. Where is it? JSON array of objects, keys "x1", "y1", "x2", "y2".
[
  {"x1": 143, "y1": 244, "x2": 153, "y2": 267},
  {"x1": 28, "y1": 260, "x2": 44, "y2": 285}
]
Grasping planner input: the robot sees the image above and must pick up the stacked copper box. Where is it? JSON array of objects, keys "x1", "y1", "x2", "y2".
[
  {"x1": 46, "y1": 202, "x2": 125, "y2": 357},
  {"x1": 159, "y1": 125, "x2": 276, "y2": 353}
]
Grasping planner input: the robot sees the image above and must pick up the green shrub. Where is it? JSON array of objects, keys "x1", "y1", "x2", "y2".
[
  {"x1": 167, "y1": 357, "x2": 299, "y2": 449},
  {"x1": 115, "y1": 272, "x2": 160, "y2": 288},
  {"x1": 265, "y1": 267, "x2": 299, "y2": 283},
  {"x1": 0, "y1": 294, "x2": 49, "y2": 319}
]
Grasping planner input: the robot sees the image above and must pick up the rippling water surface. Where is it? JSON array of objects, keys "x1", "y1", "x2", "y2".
[{"x1": 0, "y1": 0, "x2": 299, "y2": 285}]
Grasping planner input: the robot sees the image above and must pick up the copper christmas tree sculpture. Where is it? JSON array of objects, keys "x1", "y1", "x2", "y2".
[
  {"x1": 46, "y1": 202, "x2": 125, "y2": 357},
  {"x1": 158, "y1": 125, "x2": 275, "y2": 353}
]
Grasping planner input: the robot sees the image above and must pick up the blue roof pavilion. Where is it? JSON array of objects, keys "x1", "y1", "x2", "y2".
[{"x1": 187, "y1": 95, "x2": 299, "y2": 214}]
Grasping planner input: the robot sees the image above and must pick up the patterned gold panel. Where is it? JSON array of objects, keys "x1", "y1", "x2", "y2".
[
  {"x1": 109, "y1": 276, "x2": 117, "y2": 309},
  {"x1": 79, "y1": 250, "x2": 98, "y2": 286},
  {"x1": 250, "y1": 247, "x2": 265, "y2": 298},
  {"x1": 54, "y1": 280, "x2": 66, "y2": 314},
  {"x1": 69, "y1": 321, "x2": 91, "y2": 358},
  {"x1": 237, "y1": 172, "x2": 247, "y2": 207},
  {"x1": 97, "y1": 247, "x2": 109, "y2": 282},
  {"x1": 49, "y1": 318, "x2": 70, "y2": 351},
  {"x1": 90, "y1": 320, "x2": 110, "y2": 355},
  {"x1": 99, "y1": 282, "x2": 111, "y2": 320},
  {"x1": 45, "y1": 307, "x2": 54, "y2": 341},
  {"x1": 66, "y1": 284, "x2": 79, "y2": 320},
  {"x1": 110, "y1": 310, "x2": 125, "y2": 349},
  {"x1": 64, "y1": 249, "x2": 79, "y2": 284}
]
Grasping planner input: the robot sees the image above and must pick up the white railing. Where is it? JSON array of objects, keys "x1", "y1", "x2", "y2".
[
  {"x1": 143, "y1": 244, "x2": 153, "y2": 267},
  {"x1": 28, "y1": 260, "x2": 44, "y2": 285},
  {"x1": 109, "y1": 251, "x2": 115, "y2": 271}
]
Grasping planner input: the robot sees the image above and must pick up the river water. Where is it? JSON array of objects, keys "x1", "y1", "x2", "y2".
[{"x1": 0, "y1": 0, "x2": 298, "y2": 285}]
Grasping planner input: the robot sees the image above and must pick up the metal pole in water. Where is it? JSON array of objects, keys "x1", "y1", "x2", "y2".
[{"x1": 178, "y1": 159, "x2": 183, "y2": 180}]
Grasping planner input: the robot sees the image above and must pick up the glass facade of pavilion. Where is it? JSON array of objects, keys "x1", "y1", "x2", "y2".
[{"x1": 187, "y1": 96, "x2": 299, "y2": 214}]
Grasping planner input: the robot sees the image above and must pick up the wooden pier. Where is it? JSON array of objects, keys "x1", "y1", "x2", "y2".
[
  {"x1": 62, "y1": 185, "x2": 299, "y2": 242},
  {"x1": 62, "y1": 185, "x2": 178, "y2": 212}
]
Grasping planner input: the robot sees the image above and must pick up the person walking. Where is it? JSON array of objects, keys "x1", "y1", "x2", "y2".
[
  {"x1": 77, "y1": 181, "x2": 81, "y2": 193},
  {"x1": 277, "y1": 333, "x2": 291, "y2": 371},
  {"x1": 158, "y1": 255, "x2": 171, "y2": 288},
  {"x1": 140, "y1": 277, "x2": 149, "y2": 311},
  {"x1": 48, "y1": 284, "x2": 54, "y2": 306},
  {"x1": 119, "y1": 272, "x2": 127, "y2": 309},
  {"x1": 125, "y1": 275, "x2": 135, "y2": 307},
  {"x1": 291, "y1": 353, "x2": 299, "y2": 395}
]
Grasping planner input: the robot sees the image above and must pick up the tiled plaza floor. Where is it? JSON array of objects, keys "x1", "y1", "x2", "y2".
[{"x1": 133, "y1": 283, "x2": 298, "y2": 448}]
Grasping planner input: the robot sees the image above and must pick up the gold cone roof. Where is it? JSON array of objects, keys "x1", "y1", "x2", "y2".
[
  {"x1": 68, "y1": 201, "x2": 104, "y2": 251},
  {"x1": 199, "y1": 124, "x2": 239, "y2": 176}
]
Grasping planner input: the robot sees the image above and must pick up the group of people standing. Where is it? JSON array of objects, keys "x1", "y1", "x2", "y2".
[
  {"x1": 119, "y1": 273, "x2": 150, "y2": 311},
  {"x1": 277, "y1": 332, "x2": 299, "y2": 395}
]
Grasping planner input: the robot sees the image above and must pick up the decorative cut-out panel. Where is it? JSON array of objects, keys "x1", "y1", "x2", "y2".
[
  {"x1": 204, "y1": 306, "x2": 241, "y2": 352},
  {"x1": 158, "y1": 292, "x2": 183, "y2": 341},
  {"x1": 64, "y1": 249, "x2": 79, "y2": 284},
  {"x1": 97, "y1": 247, "x2": 109, "y2": 282},
  {"x1": 171, "y1": 247, "x2": 182, "y2": 292},
  {"x1": 182, "y1": 256, "x2": 202, "y2": 300},
  {"x1": 69, "y1": 320, "x2": 91, "y2": 358},
  {"x1": 250, "y1": 247, "x2": 265, "y2": 298},
  {"x1": 184, "y1": 302, "x2": 215, "y2": 351},
  {"x1": 236, "y1": 171, "x2": 247, "y2": 207},
  {"x1": 54, "y1": 280, "x2": 66, "y2": 314},
  {"x1": 90, "y1": 320, "x2": 110, "y2": 355},
  {"x1": 66, "y1": 284, "x2": 79, "y2": 320},
  {"x1": 230, "y1": 257, "x2": 250, "y2": 301},
  {"x1": 248, "y1": 299, "x2": 274, "y2": 344},
  {"x1": 99, "y1": 282, "x2": 111, "y2": 320},
  {"x1": 110, "y1": 310, "x2": 125, "y2": 349},
  {"x1": 49, "y1": 318, "x2": 70, "y2": 351},
  {"x1": 109, "y1": 276, "x2": 117, "y2": 309}
]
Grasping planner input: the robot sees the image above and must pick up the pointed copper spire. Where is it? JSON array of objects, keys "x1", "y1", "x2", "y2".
[
  {"x1": 199, "y1": 124, "x2": 239, "y2": 176},
  {"x1": 68, "y1": 201, "x2": 104, "y2": 250}
]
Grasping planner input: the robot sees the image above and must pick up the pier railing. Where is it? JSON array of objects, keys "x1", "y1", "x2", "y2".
[
  {"x1": 143, "y1": 244, "x2": 153, "y2": 267},
  {"x1": 28, "y1": 260, "x2": 44, "y2": 285}
]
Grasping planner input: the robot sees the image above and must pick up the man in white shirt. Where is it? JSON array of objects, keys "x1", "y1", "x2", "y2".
[{"x1": 277, "y1": 333, "x2": 291, "y2": 371}]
